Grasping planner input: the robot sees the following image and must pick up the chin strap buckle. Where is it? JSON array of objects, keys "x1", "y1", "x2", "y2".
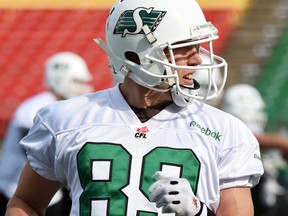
[{"x1": 142, "y1": 25, "x2": 157, "y2": 44}]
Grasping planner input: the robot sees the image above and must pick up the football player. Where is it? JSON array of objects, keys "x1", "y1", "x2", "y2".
[
  {"x1": 5, "y1": 0, "x2": 263, "y2": 215},
  {"x1": 0, "y1": 51, "x2": 92, "y2": 216},
  {"x1": 222, "y1": 83, "x2": 288, "y2": 216}
]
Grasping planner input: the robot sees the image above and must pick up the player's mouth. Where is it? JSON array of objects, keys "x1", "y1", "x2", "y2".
[
  {"x1": 182, "y1": 73, "x2": 194, "y2": 85},
  {"x1": 184, "y1": 74, "x2": 193, "y2": 80}
]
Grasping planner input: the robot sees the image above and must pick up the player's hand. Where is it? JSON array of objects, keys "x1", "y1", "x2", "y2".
[{"x1": 148, "y1": 171, "x2": 201, "y2": 216}]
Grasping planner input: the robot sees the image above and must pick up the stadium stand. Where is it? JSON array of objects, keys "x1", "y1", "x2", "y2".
[
  {"x1": 222, "y1": 0, "x2": 288, "y2": 87},
  {"x1": 219, "y1": 0, "x2": 288, "y2": 132},
  {"x1": 0, "y1": 0, "x2": 249, "y2": 138},
  {"x1": 0, "y1": 9, "x2": 113, "y2": 138},
  {"x1": 256, "y1": 21, "x2": 288, "y2": 131}
]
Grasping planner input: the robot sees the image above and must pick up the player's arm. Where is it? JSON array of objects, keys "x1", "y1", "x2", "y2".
[
  {"x1": 5, "y1": 162, "x2": 61, "y2": 216},
  {"x1": 217, "y1": 187, "x2": 253, "y2": 216},
  {"x1": 254, "y1": 133, "x2": 288, "y2": 153}
]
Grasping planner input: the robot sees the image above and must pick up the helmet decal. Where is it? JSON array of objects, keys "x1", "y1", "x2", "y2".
[
  {"x1": 113, "y1": 7, "x2": 166, "y2": 37},
  {"x1": 52, "y1": 63, "x2": 69, "y2": 71}
]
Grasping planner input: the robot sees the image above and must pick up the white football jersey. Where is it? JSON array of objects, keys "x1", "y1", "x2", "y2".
[
  {"x1": 0, "y1": 92, "x2": 55, "y2": 198},
  {"x1": 21, "y1": 85, "x2": 264, "y2": 215}
]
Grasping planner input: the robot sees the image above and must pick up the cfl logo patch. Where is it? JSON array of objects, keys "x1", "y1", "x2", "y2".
[
  {"x1": 135, "y1": 126, "x2": 149, "y2": 139},
  {"x1": 135, "y1": 133, "x2": 147, "y2": 139}
]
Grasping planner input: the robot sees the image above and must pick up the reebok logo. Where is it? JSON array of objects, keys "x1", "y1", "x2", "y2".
[
  {"x1": 190, "y1": 121, "x2": 222, "y2": 141},
  {"x1": 254, "y1": 154, "x2": 261, "y2": 161}
]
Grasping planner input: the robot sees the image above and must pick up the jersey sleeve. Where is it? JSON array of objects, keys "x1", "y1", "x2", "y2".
[
  {"x1": 218, "y1": 118, "x2": 264, "y2": 190},
  {"x1": 20, "y1": 113, "x2": 58, "y2": 181}
]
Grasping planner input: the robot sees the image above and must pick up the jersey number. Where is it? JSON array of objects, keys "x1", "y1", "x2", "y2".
[{"x1": 77, "y1": 143, "x2": 200, "y2": 215}]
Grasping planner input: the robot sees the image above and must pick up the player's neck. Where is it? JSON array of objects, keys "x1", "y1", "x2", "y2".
[{"x1": 120, "y1": 78, "x2": 172, "y2": 109}]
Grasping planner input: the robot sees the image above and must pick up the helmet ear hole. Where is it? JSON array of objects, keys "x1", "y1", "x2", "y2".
[{"x1": 125, "y1": 51, "x2": 140, "y2": 65}]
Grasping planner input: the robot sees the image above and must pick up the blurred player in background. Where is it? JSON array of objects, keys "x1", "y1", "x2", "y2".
[
  {"x1": 222, "y1": 83, "x2": 288, "y2": 216},
  {"x1": 5, "y1": 0, "x2": 263, "y2": 215},
  {"x1": 0, "y1": 51, "x2": 93, "y2": 216}
]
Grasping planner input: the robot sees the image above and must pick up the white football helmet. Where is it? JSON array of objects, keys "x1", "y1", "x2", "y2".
[
  {"x1": 222, "y1": 84, "x2": 267, "y2": 132},
  {"x1": 95, "y1": 0, "x2": 227, "y2": 106},
  {"x1": 45, "y1": 52, "x2": 93, "y2": 99}
]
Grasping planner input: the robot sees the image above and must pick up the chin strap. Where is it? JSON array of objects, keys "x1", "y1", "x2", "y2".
[{"x1": 170, "y1": 79, "x2": 200, "y2": 107}]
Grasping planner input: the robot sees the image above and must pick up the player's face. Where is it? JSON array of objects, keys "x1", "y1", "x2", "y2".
[{"x1": 164, "y1": 44, "x2": 202, "y2": 86}]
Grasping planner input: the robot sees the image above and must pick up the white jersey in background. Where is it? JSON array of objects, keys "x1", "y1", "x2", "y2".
[
  {"x1": 0, "y1": 92, "x2": 58, "y2": 199},
  {"x1": 21, "y1": 85, "x2": 263, "y2": 215}
]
